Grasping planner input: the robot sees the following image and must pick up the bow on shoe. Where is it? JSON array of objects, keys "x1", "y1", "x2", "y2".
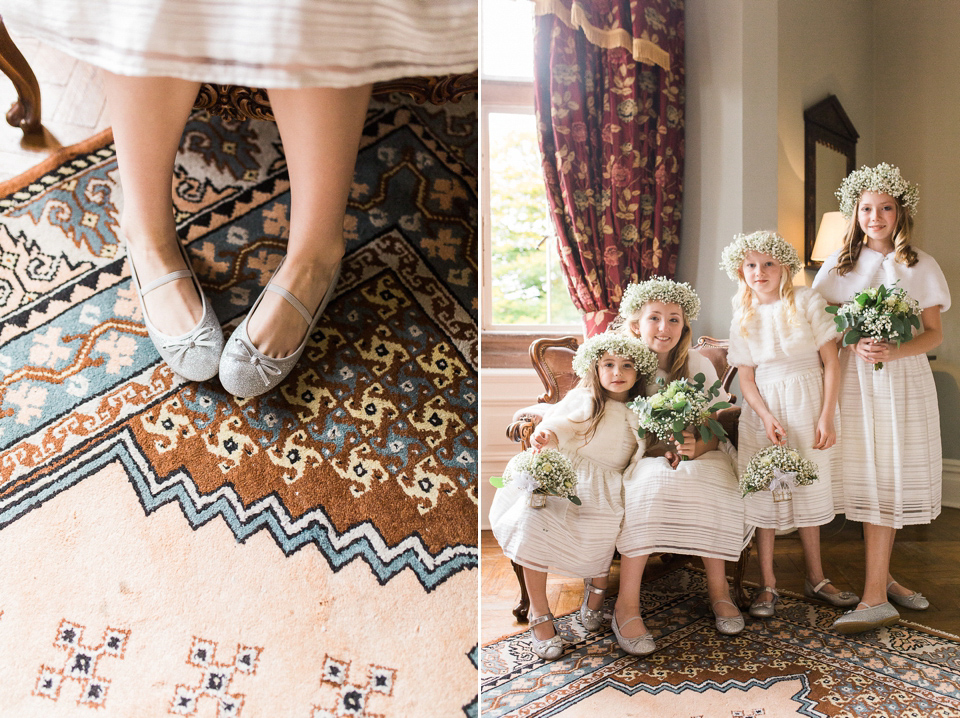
[
  {"x1": 227, "y1": 338, "x2": 283, "y2": 386},
  {"x1": 162, "y1": 325, "x2": 219, "y2": 363}
]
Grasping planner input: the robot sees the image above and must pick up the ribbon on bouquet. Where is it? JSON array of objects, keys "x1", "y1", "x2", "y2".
[
  {"x1": 515, "y1": 470, "x2": 540, "y2": 494},
  {"x1": 769, "y1": 466, "x2": 797, "y2": 502}
]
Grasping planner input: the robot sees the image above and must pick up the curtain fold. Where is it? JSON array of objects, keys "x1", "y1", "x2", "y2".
[{"x1": 534, "y1": 0, "x2": 684, "y2": 335}]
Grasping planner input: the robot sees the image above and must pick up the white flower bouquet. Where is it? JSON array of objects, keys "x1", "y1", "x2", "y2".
[
  {"x1": 825, "y1": 283, "x2": 921, "y2": 370},
  {"x1": 489, "y1": 448, "x2": 581, "y2": 508},
  {"x1": 627, "y1": 373, "x2": 731, "y2": 460},
  {"x1": 740, "y1": 444, "x2": 819, "y2": 502}
]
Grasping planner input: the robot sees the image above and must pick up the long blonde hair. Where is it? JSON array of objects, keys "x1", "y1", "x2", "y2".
[
  {"x1": 834, "y1": 194, "x2": 918, "y2": 276},
  {"x1": 734, "y1": 262, "x2": 798, "y2": 337},
  {"x1": 624, "y1": 306, "x2": 692, "y2": 387},
  {"x1": 571, "y1": 356, "x2": 643, "y2": 444}
]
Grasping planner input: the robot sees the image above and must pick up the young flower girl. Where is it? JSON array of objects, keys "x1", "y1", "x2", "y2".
[
  {"x1": 614, "y1": 278, "x2": 752, "y2": 655},
  {"x1": 489, "y1": 332, "x2": 654, "y2": 660},
  {"x1": 721, "y1": 230, "x2": 857, "y2": 618},
  {"x1": 813, "y1": 163, "x2": 950, "y2": 633}
]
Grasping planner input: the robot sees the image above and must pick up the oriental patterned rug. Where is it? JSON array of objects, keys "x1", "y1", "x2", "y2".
[
  {"x1": 481, "y1": 566, "x2": 960, "y2": 717},
  {"x1": 0, "y1": 95, "x2": 477, "y2": 716}
]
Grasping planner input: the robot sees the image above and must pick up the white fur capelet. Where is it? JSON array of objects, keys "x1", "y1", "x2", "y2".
[{"x1": 727, "y1": 286, "x2": 837, "y2": 367}]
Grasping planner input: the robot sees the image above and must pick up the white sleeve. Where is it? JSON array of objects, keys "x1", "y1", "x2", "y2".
[
  {"x1": 537, "y1": 388, "x2": 593, "y2": 446},
  {"x1": 908, "y1": 251, "x2": 951, "y2": 312},
  {"x1": 801, "y1": 287, "x2": 841, "y2": 347},
  {"x1": 725, "y1": 316, "x2": 755, "y2": 367}
]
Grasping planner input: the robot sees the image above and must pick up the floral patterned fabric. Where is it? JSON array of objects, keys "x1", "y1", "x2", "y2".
[{"x1": 534, "y1": 0, "x2": 684, "y2": 335}]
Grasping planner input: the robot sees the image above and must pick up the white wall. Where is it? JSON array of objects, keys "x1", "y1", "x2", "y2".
[
  {"x1": 776, "y1": 0, "x2": 875, "y2": 283},
  {"x1": 679, "y1": 0, "x2": 778, "y2": 340}
]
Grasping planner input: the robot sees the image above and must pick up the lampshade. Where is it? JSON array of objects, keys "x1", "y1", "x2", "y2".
[{"x1": 811, "y1": 211, "x2": 848, "y2": 262}]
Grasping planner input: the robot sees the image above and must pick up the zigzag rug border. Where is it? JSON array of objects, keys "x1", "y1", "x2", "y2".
[{"x1": 0, "y1": 427, "x2": 477, "y2": 592}]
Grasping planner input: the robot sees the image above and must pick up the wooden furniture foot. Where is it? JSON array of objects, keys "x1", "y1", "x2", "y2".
[
  {"x1": 510, "y1": 560, "x2": 530, "y2": 623},
  {"x1": 0, "y1": 18, "x2": 41, "y2": 133}
]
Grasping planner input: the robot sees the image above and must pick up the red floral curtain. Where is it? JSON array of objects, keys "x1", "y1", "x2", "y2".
[{"x1": 534, "y1": 0, "x2": 684, "y2": 335}]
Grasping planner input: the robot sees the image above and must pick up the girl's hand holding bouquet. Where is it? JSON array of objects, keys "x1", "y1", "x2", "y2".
[{"x1": 826, "y1": 283, "x2": 921, "y2": 370}]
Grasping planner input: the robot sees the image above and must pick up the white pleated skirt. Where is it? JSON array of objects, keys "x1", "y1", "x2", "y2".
[
  {"x1": 739, "y1": 353, "x2": 839, "y2": 530},
  {"x1": 2, "y1": 0, "x2": 477, "y2": 88},
  {"x1": 618, "y1": 445, "x2": 753, "y2": 563},
  {"x1": 489, "y1": 452, "x2": 624, "y2": 579},
  {"x1": 836, "y1": 349, "x2": 942, "y2": 528}
]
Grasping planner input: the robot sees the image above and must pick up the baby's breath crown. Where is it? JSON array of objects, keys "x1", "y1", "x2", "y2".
[
  {"x1": 572, "y1": 331, "x2": 659, "y2": 379},
  {"x1": 719, "y1": 230, "x2": 801, "y2": 282},
  {"x1": 836, "y1": 162, "x2": 919, "y2": 220},
  {"x1": 619, "y1": 277, "x2": 700, "y2": 322}
]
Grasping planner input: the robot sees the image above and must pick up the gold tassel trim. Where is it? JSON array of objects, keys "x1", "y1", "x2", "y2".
[{"x1": 533, "y1": 0, "x2": 671, "y2": 71}]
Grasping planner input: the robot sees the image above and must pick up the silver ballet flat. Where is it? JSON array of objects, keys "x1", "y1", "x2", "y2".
[
  {"x1": 527, "y1": 612, "x2": 564, "y2": 661},
  {"x1": 804, "y1": 578, "x2": 860, "y2": 608},
  {"x1": 611, "y1": 612, "x2": 656, "y2": 656},
  {"x1": 886, "y1": 581, "x2": 930, "y2": 611},
  {"x1": 712, "y1": 599, "x2": 745, "y2": 635},
  {"x1": 748, "y1": 586, "x2": 779, "y2": 619},
  {"x1": 832, "y1": 601, "x2": 899, "y2": 634},
  {"x1": 580, "y1": 579, "x2": 606, "y2": 632},
  {"x1": 220, "y1": 259, "x2": 340, "y2": 398},
  {"x1": 127, "y1": 238, "x2": 223, "y2": 382}
]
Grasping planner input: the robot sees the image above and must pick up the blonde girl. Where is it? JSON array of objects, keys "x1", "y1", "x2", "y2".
[
  {"x1": 489, "y1": 333, "x2": 655, "y2": 660},
  {"x1": 813, "y1": 163, "x2": 950, "y2": 634},
  {"x1": 721, "y1": 231, "x2": 857, "y2": 619},
  {"x1": 614, "y1": 278, "x2": 753, "y2": 656}
]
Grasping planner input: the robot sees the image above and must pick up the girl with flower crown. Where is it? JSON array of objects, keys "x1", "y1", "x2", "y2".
[
  {"x1": 813, "y1": 163, "x2": 951, "y2": 634},
  {"x1": 613, "y1": 278, "x2": 753, "y2": 655},
  {"x1": 721, "y1": 231, "x2": 858, "y2": 620},
  {"x1": 489, "y1": 332, "x2": 656, "y2": 660}
]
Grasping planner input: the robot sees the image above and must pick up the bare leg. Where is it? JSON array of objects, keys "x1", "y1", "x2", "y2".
[
  {"x1": 703, "y1": 557, "x2": 739, "y2": 616},
  {"x1": 588, "y1": 574, "x2": 607, "y2": 611},
  {"x1": 796, "y1": 525, "x2": 843, "y2": 596},
  {"x1": 754, "y1": 527, "x2": 777, "y2": 603},
  {"x1": 246, "y1": 84, "x2": 372, "y2": 358},
  {"x1": 860, "y1": 523, "x2": 896, "y2": 607},
  {"x1": 522, "y1": 567, "x2": 556, "y2": 640},
  {"x1": 105, "y1": 73, "x2": 203, "y2": 336},
  {"x1": 613, "y1": 554, "x2": 648, "y2": 638}
]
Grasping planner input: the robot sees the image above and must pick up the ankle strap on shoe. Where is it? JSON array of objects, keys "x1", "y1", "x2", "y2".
[
  {"x1": 529, "y1": 613, "x2": 555, "y2": 628},
  {"x1": 810, "y1": 578, "x2": 832, "y2": 594},
  {"x1": 266, "y1": 284, "x2": 313, "y2": 325},
  {"x1": 140, "y1": 269, "x2": 193, "y2": 296},
  {"x1": 584, "y1": 580, "x2": 606, "y2": 596},
  {"x1": 761, "y1": 586, "x2": 779, "y2": 596}
]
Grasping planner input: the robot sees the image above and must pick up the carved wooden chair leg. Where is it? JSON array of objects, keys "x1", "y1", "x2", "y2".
[
  {"x1": 732, "y1": 540, "x2": 753, "y2": 609},
  {"x1": 510, "y1": 560, "x2": 530, "y2": 623},
  {"x1": 0, "y1": 18, "x2": 41, "y2": 133}
]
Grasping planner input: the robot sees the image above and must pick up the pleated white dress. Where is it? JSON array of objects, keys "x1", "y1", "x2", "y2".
[
  {"x1": 1, "y1": 0, "x2": 477, "y2": 88},
  {"x1": 617, "y1": 352, "x2": 753, "y2": 562},
  {"x1": 728, "y1": 287, "x2": 841, "y2": 529},
  {"x1": 813, "y1": 247, "x2": 951, "y2": 528},
  {"x1": 489, "y1": 389, "x2": 642, "y2": 579}
]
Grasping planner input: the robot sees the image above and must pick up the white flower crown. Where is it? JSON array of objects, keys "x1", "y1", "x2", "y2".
[
  {"x1": 836, "y1": 162, "x2": 919, "y2": 220},
  {"x1": 719, "y1": 230, "x2": 801, "y2": 282},
  {"x1": 572, "y1": 332, "x2": 659, "y2": 379},
  {"x1": 618, "y1": 277, "x2": 701, "y2": 322}
]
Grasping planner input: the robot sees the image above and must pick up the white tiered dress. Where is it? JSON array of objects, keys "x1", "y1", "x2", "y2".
[
  {"x1": 1, "y1": 0, "x2": 477, "y2": 88},
  {"x1": 489, "y1": 389, "x2": 642, "y2": 579},
  {"x1": 617, "y1": 352, "x2": 752, "y2": 562},
  {"x1": 728, "y1": 286, "x2": 841, "y2": 529},
  {"x1": 813, "y1": 247, "x2": 951, "y2": 528}
]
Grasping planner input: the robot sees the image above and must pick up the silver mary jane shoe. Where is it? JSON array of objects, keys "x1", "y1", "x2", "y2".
[
  {"x1": 712, "y1": 599, "x2": 745, "y2": 635},
  {"x1": 527, "y1": 612, "x2": 564, "y2": 661},
  {"x1": 886, "y1": 581, "x2": 930, "y2": 611},
  {"x1": 804, "y1": 578, "x2": 860, "y2": 608},
  {"x1": 127, "y1": 239, "x2": 223, "y2": 382},
  {"x1": 220, "y1": 260, "x2": 340, "y2": 398},
  {"x1": 832, "y1": 601, "x2": 899, "y2": 634},
  {"x1": 611, "y1": 612, "x2": 656, "y2": 656},
  {"x1": 748, "y1": 586, "x2": 779, "y2": 619},
  {"x1": 580, "y1": 579, "x2": 606, "y2": 632}
]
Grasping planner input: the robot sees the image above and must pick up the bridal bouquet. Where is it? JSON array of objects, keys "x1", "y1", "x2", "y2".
[
  {"x1": 628, "y1": 373, "x2": 731, "y2": 460},
  {"x1": 490, "y1": 448, "x2": 580, "y2": 508},
  {"x1": 740, "y1": 445, "x2": 819, "y2": 502},
  {"x1": 825, "y1": 283, "x2": 921, "y2": 370}
]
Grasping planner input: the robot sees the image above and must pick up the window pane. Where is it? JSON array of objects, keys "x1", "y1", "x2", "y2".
[
  {"x1": 488, "y1": 112, "x2": 579, "y2": 327},
  {"x1": 481, "y1": 0, "x2": 534, "y2": 82}
]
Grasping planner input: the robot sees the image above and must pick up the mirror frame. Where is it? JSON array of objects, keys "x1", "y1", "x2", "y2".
[{"x1": 804, "y1": 95, "x2": 859, "y2": 268}]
